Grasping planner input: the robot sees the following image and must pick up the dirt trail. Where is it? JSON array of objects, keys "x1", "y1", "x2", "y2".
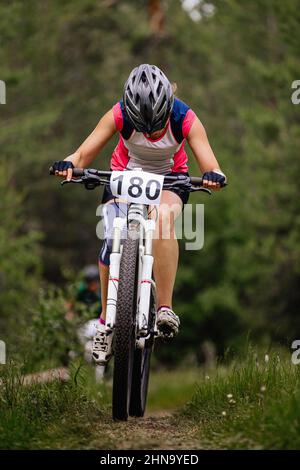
[
  {"x1": 22, "y1": 367, "x2": 70, "y2": 385},
  {"x1": 90, "y1": 409, "x2": 202, "y2": 450},
  {"x1": 19, "y1": 367, "x2": 203, "y2": 449},
  {"x1": 86, "y1": 367, "x2": 204, "y2": 450}
]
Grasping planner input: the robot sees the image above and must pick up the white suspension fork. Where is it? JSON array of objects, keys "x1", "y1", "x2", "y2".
[
  {"x1": 105, "y1": 217, "x2": 126, "y2": 332},
  {"x1": 137, "y1": 218, "x2": 156, "y2": 336}
]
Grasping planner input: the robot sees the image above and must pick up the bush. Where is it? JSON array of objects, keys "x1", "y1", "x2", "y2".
[{"x1": 0, "y1": 162, "x2": 41, "y2": 354}]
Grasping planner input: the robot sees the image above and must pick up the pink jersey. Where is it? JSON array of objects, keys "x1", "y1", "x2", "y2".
[{"x1": 111, "y1": 98, "x2": 196, "y2": 175}]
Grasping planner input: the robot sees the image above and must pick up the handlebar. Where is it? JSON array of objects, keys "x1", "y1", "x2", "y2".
[
  {"x1": 49, "y1": 166, "x2": 215, "y2": 194},
  {"x1": 189, "y1": 176, "x2": 204, "y2": 186},
  {"x1": 49, "y1": 167, "x2": 203, "y2": 183},
  {"x1": 49, "y1": 167, "x2": 108, "y2": 178},
  {"x1": 73, "y1": 168, "x2": 85, "y2": 178}
]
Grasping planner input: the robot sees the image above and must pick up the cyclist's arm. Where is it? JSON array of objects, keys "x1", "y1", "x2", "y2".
[
  {"x1": 187, "y1": 117, "x2": 221, "y2": 173},
  {"x1": 187, "y1": 117, "x2": 226, "y2": 190},
  {"x1": 65, "y1": 109, "x2": 117, "y2": 169}
]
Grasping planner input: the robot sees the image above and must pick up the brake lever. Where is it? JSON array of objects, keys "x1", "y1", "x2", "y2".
[
  {"x1": 163, "y1": 180, "x2": 192, "y2": 191},
  {"x1": 61, "y1": 174, "x2": 103, "y2": 190},
  {"x1": 61, "y1": 178, "x2": 83, "y2": 186},
  {"x1": 190, "y1": 186, "x2": 212, "y2": 195}
]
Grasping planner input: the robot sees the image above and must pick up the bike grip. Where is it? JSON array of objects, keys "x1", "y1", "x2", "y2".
[
  {"x1": 72, "y1": 168, "x2": 84, "y2": 177},
  {"x1": 48, "y1": 166, "x2": 84, "y2": 177},
  {"x1": 190, "y1": 176, "x2": 203, "y2": 186}
]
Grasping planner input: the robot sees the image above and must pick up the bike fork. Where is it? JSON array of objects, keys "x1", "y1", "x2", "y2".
[
  {"x1": 137, "y1": 218, "x2": 156, "y2": 337},
  {"x1": 105, "y1": 217, "x2": 126, "y2": 331}
]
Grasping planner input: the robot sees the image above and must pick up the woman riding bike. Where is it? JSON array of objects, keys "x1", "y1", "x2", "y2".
[{"x1": 52, "y1": 63, "x2": 227, "y2": 365}]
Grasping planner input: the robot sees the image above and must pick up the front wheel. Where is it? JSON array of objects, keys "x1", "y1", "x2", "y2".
[
  {"x1": 129, "y1": 289, "x2": 155, "y2": 417},
  {"x1": 112, "y1": 232, "x2": 139, "y2": 421}
]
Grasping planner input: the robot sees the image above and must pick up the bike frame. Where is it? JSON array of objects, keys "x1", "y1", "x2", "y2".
[
  {"x1": 49, "y1": 164, "x2": 220, "y2": 420},
  {"x1": 49, "y1": 164, "x2": 213, "y2": 347},
  {"x1": 105, "y1": 201, "x2": 156, "y2": 345}
]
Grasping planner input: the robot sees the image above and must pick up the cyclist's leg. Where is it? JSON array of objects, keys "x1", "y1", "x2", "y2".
[{"x1": 150, "y1": 190, "x2": 182, "y2": 309}]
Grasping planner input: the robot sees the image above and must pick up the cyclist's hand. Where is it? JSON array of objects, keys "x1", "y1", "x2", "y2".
[
  {"x1": 202, "y1": 170, "x2": 227, "y2": 191},
  {"x1": 52, "y1": 161, "x2": 74, "y2": 181}
]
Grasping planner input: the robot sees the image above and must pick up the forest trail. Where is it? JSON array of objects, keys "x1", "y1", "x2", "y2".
[
  {"x1": 89, "y1": 409, "x2": 202, "y2": 450},
  {"x1": 85, "y1": 367, "x2": 203, "y2": 450},
  {"x1": 17, "y1": 366, "x2": 203, "y2": 450}
]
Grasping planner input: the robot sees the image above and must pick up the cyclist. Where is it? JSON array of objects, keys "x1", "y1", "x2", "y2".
[
  {"x1": 52, "y1": 64, "x2": 227, "y2": 365},
  {"x1": 65, "y1": 265, "x2": 101, "y2": 362},
  {"x1": 76, "y1": 264, "x2": 101, "y2": 310}
]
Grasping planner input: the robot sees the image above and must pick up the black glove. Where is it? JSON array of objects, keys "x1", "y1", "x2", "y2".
[
  {"x1": 202, "y1": 170, "x2": 227, "y2": 187},
  {"x1": 52, "y1": 161, "x2": 74, "y2": 172}
]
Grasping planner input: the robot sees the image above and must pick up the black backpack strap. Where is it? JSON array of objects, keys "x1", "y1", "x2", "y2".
[
  {"x1": 120, "y1": 100, "x2": 134, "y2": 140},
  {"x1": 170, "y1": 98, "x2": 190, "y2": 144}
]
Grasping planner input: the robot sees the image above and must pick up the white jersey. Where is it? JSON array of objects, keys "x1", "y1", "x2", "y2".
[{"x1": 124, "y1": 125, "x2": 182, "y2": 174}]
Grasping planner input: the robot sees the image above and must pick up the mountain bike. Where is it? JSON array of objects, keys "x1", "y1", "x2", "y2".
[{"x1": 50, "y1": 166, "x2": 210, "y2": 420}]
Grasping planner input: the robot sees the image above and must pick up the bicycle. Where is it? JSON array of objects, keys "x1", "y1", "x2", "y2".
[{"x1": 49, "y1": 166, "x2": 211, "y2": 420}]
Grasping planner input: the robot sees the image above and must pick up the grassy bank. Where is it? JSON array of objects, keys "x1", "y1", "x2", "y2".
[
  {"x1": 0, "y1": 363, "x2": 106, "y2": 449},
  {"x1": 0, "y1": 363, "x2": 201, "y2": 449},
  {"x1": 1, "y1": 352, "x2": 300, "y2": 449},
  {"x1": 182, "y1": 351, "x2": 300, "y2": 449}
]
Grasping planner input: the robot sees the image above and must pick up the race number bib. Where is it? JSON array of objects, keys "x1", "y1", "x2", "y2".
[{"x1": 110, "y1": 170, "x2": 165, "y2": 205}]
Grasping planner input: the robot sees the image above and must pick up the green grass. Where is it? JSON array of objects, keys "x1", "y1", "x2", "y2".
[
  {"x1": 181, "y1": 351, "x2": 300, "y2": 449},
  {"x1": 147, "y1": 367, "x2": 201, "y2": 411},
  {"x1": 0, "y1": 362, "x2": 204, "y2": 449},
  {"x1": 0, "y1": 362, "x2": 106, "y2": 449},
  {"x1": 2, "y1": 351, "x2": 300, "y2": 449}
]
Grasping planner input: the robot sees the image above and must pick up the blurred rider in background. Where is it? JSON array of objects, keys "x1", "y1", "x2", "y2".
[
  {"x1": 76, "y1": 264, "x2": 101, "y2": 311},
  {"x1": 75, "y1": 265, "x2": 102, "y2": 366}
]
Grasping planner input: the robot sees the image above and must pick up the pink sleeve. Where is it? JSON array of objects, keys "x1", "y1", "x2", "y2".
[
  {"x1": 113, "y1": 102, "x2": 123, "y2": 132},
  {"x1": 182, "y1": 109, "x2": 196, "y2": 138}
]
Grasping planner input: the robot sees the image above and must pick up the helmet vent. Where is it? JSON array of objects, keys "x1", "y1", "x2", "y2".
[
  {"x1": 148, "y1": 91, "x2": 154, "y2": 104},
  {"x1": 156, "y1": 99, "x2": 166, "y2": 115}
]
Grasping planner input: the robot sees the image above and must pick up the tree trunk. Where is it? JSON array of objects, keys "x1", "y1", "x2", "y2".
[{"x1": 148, "y1": 0, "x2": 165, "y2": 37}]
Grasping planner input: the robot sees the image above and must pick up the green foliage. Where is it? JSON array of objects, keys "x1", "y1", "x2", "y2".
[
  {"x1": 25, "y1": 285, "x2": 96, "y2": 370},
  {"x1": 0, "y1": 0, "x2": 299, "y2": 364},
  {"x1": 2, "y1": 353, "x2": 299, "y2": 450},
  {"x1": 183, "y1": 350, "x2": 300, "y2": 449},
  {"x1": 27, "y1": 288, "x2": 76, "y2": 369},
  {"x1": 147, "y1": 367, "x2": 201, "y2": 411},
  {"x1": 170, "y1": 0, "x2": 300, "y2": 355},
  {"x1": 0, "y1": 362, "x2": 103, "y2": 449},
  {"x1": 0, "y1": 161, "x2": 41, "y2": 343}
]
